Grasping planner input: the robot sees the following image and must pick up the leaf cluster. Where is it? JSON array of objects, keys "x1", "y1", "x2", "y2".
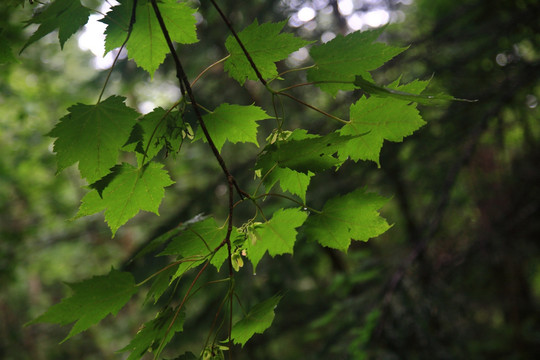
[{"x1": 10, "y1": 0, "x2": 460, "y2": 358}]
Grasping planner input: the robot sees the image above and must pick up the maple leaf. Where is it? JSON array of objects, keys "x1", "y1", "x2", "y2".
[
  {"x1": 255, "y1": 130, "x2": 318, "y2": 201},
  {"x1": 231, "y1": 295, "x2": 282, "y2": 346},
  {"x1": 27, "y1": 269, "x2": 137, "y2": 341},
  {"x1": 354, "y1": 75, "x2": 470, "y2": 105},
  {"x1": 257, "y1": 129, "x2": 357, "y2": 174},
  {"x1": 307, "y1": 29, "x2": 406, "y2": 96},
  {"x1": 224, "y1": 20, "x2": 313, "y2": 85},
  {"x1": 274, "y1": 168, "x2": 313, "y2": 202},
  {"x1": 259, "y1": 165, "x2": 313, "y2": 203},
  {"x1": 77, "y1": 162, "x2": 174, "y2": 236},
  {"x1": 124, "y1": 107, "x2": 183, "y2": 165},
  {"x1": 21, "y1": 0, "x2": 90, "y2": 52},
  {"x1": 132, "y1": 214, "x2": 208, "y2": 262},
  {"x1": 101, "y1": 0, "x2": 198, "y2": 77},
  {"x1": 304, "y1": 188, "x2": 391, "y2": 251},
  {"x1": 194, "y1": 103, "x2": 271, "y2": 152},
  {"x1": 145, "y1": 264, "x2": 179, "y2": 304},
  {"x1": 246, "y1": 208, "x2": 308, "y2": 272},
  {"x1": 160, "y1": 217, "x2": 229, "y2": 272},
  {"x1": 119, "y1": 307, "x2": 185, "y2": 360},
  {"x1": 339, "y1": 78, "x2": 428, "y2": 166},
  {"x1": 48, "y1": 96, "x2": 139, "y2": 183}
]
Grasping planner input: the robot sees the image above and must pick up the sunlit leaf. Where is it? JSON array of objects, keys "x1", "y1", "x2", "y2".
[
  {"x1": 339, "y1": 78, "x2": 428, "y2": 166},
  {"x1": 304, "y1": 188, "x2": 391, "y2": 251},
  {"x1": 258, "y1": 165, "x2": 313, "y2": 203},
  {"x1": 246, "y1": 208, "x2": 308, "y2": 272},
  {"x1": 231, "y1": 295, "x2": 282, "y2": 346},
  {"x1": 77, "y1": 162, "x2": 174, "y2": 236},
  {"x1": 307, "y1": 29, "x2": 406, "y2": 96},
  {"x1": 48, "y1": 96, "x2": 139, "y2": 183},
  {"x1": 102, "y1": 0, "x2": 198, "y2": 76},
  {"x1": 194, "y1": 103, "x2": 271, "y2": 152},
  {"x1": 225, "y1": 20, "x2": 313, "y2": 85}
]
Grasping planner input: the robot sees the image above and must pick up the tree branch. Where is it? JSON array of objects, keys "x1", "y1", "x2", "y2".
[{"x1": 150, "y1": 0, "x2": 239, "y2": 351}]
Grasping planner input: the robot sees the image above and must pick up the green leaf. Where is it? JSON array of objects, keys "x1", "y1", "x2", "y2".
[
  {"x1": 246, "y1": 208, "x2": 308, "y2": 272},
  {"x1": 119, "y1": 307, "x2": 185, "y2": 360},
  {"x1": 160, "y1": 217, "x2": 229, "y2": 272},
  {"x1": 124, "y1": 108, "x2": 184, "y2": 165},
  {"x1": 132, "y1": 214, "x2": 207, "y2": 262},
  {"x1": 77, "y1": 162, "x2": 174, "y2": 236},
  {"x1": 231, "y1": 295, "x2": 282, "y2": 346},
  {"x1": 145, "y1": 264, "x2": 179, "y2": 304},
  {"x1": 21, "y1": 0, "x2": 90, "y2": 52},
  {"x1": 259, "y1": 165, "x2": 313, "y2": 203},
  {"x1": 224, "y1": 20, "x2": 313, "y2": 85},
  {"x1": 274, "y1": 169, "x2": 312, "y2": 203},
  {"x1": 194, "y1": 103, "x2": 271, "y2": 152},
  {"x1": 27, "y1": 269, "x2": 137, "y2": 342},
  {"x1": 48, "y1": 95, "x2": 139, "y2": 183},
  {"x1": 100, "y1": 0, "x2": 132, "y2": 53},
  {"x1": 257, "y1": 129, "x2": 358, "y2": 174},
  {"x1": 0, "y1": 31, "x2": 19, "y2": 64},
  {"x1": 304, "y1": 188, "x2": 391, "y2": 251},
  {"x1": 354, "y1": 75, "x2": 475, "y2": 105},
  {"x1": 255, "y1": 130, "x2": 316, "y2": 201},
  {"x1": 102, "y1": 0, "x2": 198, "y2": 77},
  {"x1": 339, "y1": 78, "x2": 428, "y2": 166},
  {"x1": 307, "y1": 29, "x2": 406, "y2": 96}
]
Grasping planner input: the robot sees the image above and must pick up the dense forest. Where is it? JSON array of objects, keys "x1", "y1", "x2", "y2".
[{"x1": 0, "y1": 0, "x2": 539, "y2": 359}]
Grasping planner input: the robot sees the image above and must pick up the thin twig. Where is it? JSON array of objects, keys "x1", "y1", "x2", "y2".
[
  {"x1": 150, "y1": 2, "x2": 241, "y2": 356},
  {"x1": 154, "y1": 261, "x2": 211, "y2": 359},
  {"x1": 191, "y1": 55, "x2": 230, "y2": 87},
  {"x1": 97, "y1": 0, "x2": 138, "y2": 104},
  {"x1": 276, "y1": 80, "x2": 354, "y2": 92},
  {"x1": 277, "y1": 92, "x2": 349, "y2": 124},
  {"x1": 209, "y1": 0, "x2": 268, "y2": 86},
  {"x1": 149, "y1": 0, "x2": 245, "y2": 198}
]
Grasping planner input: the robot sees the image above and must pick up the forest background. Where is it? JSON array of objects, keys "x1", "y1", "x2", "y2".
[{"x1": 0, "y1": 0, "x2": 539, "y2": 359}]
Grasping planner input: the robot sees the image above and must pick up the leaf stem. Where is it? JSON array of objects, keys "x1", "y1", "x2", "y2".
[
  {"x1": 150, "y1": 3, "x2": 245, "y2": 356},
  {"x1": 277, "y1": 80, "x2": 354, "y2": 93},
  {"x1": 277, "y1": 92, "x2": 349, "y2": 124},
  {"x1": 191, "y1": 55, "x2": 230, "y2": 87},
  {"x1": 203, "y1": 287, "x2": 231, "y2": 353},
  {"x1": 96, "y1": 0, "x2": 138, "y2": 104},
  {"x1": 154, "y1": 260, "x2": 211, "y2": 359},
  {"x1": 253, "y1": 192, "x2": 322, "y2": 214},
  {"x1": 135, "y1": 256, "x2": 203, "y2": 287},
  {"x1": 268, "y1": 65, "x2": 316, "y2": 83}
]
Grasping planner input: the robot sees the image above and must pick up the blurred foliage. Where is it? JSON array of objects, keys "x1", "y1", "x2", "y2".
[{"x1": 1, "y1": 0, "x2": 539, "y2": 359}]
